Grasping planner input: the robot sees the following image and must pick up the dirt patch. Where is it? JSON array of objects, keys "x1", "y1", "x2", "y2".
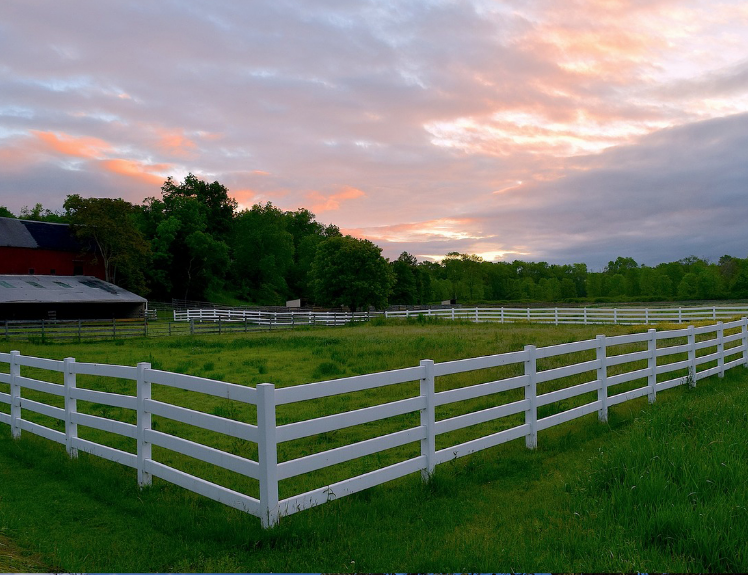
[{"x1": 0, "y1": 532, "x2": 52, "y2": 573}]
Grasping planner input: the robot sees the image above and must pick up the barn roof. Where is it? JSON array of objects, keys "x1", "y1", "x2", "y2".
[
  {"x1": 0, "y1": 217, "x2": 83, "y2": 252},
  {"x1": 0, "y1": 218, "x2": 37, "y2": 248},
  {"x1": 0, "y1": 275, "x2": 146, "y2": 304}
]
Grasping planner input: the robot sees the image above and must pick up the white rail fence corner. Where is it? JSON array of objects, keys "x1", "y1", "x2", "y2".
[{"x1": 1, "y1": 318, "x2": 747, "y2": 528}]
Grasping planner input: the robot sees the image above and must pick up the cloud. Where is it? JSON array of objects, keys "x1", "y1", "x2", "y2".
[
  {"x1": 308, "y1": 185, "x2": 366, "y2": 212},
  {"x1": 154, "y1": 128, "x2": 198, "y2": 159},
  {"x1": 0, "y1": 0, "x2": 747, "y2": 268},
  {"x1": 32, "y1": 130, "x2": 112, "y2": 159},
  {"x1": 99, "y1": 159, "x2": 172, "y2": 186}
]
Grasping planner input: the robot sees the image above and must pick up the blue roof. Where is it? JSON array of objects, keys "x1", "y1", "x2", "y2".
[{"x1": 0, "y1": 217, "x2": 83, "y2": 252}]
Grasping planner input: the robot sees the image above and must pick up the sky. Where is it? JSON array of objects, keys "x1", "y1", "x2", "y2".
[{"x1": 1, "y1": 0, "x2": 747, "y2": 270}]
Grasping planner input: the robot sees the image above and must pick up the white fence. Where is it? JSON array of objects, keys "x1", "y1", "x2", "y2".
[
  {"x1": 174, "y1": 308, "x2": 372, "y2": 326},
  {"x1": 2, "y1": 318, "x2": 747, "y2": 528},
  {"x1": 175, "y1": 305, "x2": 748, "y2": 327}
]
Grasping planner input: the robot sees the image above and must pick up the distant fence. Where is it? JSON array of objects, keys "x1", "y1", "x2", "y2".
[
  {"x1": 0, "y1": 317, "x2": 292, "y2": 342},
  {"x1": 174, "y1": 308, "x2": 372, "y2": 326},
  {"x1": 5, "y1": 305, "x2": 748, "y2": 343},
  {"x1": 176, "y1": 304, "x2": 748, "y2": 326},
  {"x1": 1, "y1": 318, "x2": 149, "y2": 341},
  {"x1": 2, "y1": 318, "x2": 746, "y2": 527}
]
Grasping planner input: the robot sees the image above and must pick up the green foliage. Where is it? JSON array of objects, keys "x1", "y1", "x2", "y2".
[
  {"x1": 0, "y1": 206, "x2": 16, "y2": 218},
  {"x1": 390, "y1": 252, "x2": 419, "y2": 305},
  {"x1": 232, "y1": 203, "x2": 294, "y2": 304},
  {"x1": 140, "y1": 175, "x2": 233, "y2": 300},
  {"x1": 310, "y1": 235, "x2": 395, "y2": 311},
  {"x1": 18, "y1": 203, "x2": 66, "y2": 222},
  {"x1": 64, "y1": 195, "x2": 150, "y2": 294},
  {"x1": 31, "y1": 179, "x2": 748, "y2": 305}
]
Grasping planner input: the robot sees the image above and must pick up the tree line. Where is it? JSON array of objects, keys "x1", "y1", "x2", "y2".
[{"x1": 3, "y1": 175, "x2": 748, "y2": 308}]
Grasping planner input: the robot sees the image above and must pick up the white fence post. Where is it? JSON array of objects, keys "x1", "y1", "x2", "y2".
[
  {"x1": 524, "y1": 345, "x2": 537, "y2": 449},
  {"x1": 137, "y1": 362, "x2": 152, "y2": 487},
  {"x1": 554, "y1": 308, "x2": 558, "y2": 326},
  {"x1": 613, "y1": 308, "x2": 618, "y2": 325},
  {"x1": 647, "y1": 328, "x2": 657, "y2": 403},
  {"x1": 717, "y1": 321, "x2": 724, "y2": 378},
  {"x1": 500, "y1": 307, "x2": 504, "y2": 323},
  {"x1": 475, "y1": 308, "x2": 479, "y2": 323},
  {"x1": 645, "y1": 308, "x2": 649, "y2": 324},
  {"x1": 257, "y1": 383, "x2": 279, "y2": 528},
  {"x1": 419, "y1": 359, "x2": 435, "y2": 480},
  {"x1": 596, "y1": 335, "x2": 608, "y2": 422},
  {"x1": 742, "y1": 317, "x2": 748, "y2": 368},
  {"x1": 687, "y1": 325, "x2": 696, "y2": 387},
  {"x1": 63, "y1": 357, "x2": 78, "y2": 458},
  {"x1": 678, "y1": 307, "x2": 682, "y2": 323},
  {"x1": 583, "y1": 307, "x2": 587, "y2": 325},
  {"x1": 9, "y1": 350, "x2": 21, "y2": 439}
]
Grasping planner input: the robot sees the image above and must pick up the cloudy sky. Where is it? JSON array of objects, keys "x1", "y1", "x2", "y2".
[{"x1": 1, "y1": 0, "x2": 747, "y2": 269}]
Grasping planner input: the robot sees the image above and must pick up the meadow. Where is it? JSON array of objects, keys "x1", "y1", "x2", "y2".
[{"x1": 1, "y1": 319, "x2": 748, "y2": 572}]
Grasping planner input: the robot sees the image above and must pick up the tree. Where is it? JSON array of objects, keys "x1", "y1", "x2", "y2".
[
  {"x1": 677, "y1": 273, "x2": 699, "y2": 300},
  {"x1": 390, "y1": 252, "x2": 419, "y2": 305},
  {"x1": 63, "y1": 195, "x2": 150, "y2": 293},
  {"x1": 0, "y1": 206, "x2": 15, "y2": 218},
  {"x1": 19, "y1": 203, "x2": 65, "y2": 222},
  {"x1": 604, "y1": 256, "x2": 638, "y2": 275},
  {"x1": 160, "y1": 173, "x2": 237, "y2": 241},
  {"x1": 309, "y1": 236, "x2": 394, "y2": 311},
  {"x1": 283, "y1": 208, "x2": 338, "y2": 300},
  {"x1": 232, "y1": 203, "x2": 294, "y2": 304},
  {"x1": 141, "y1": 175, "x2": 233, "y2": 300}
]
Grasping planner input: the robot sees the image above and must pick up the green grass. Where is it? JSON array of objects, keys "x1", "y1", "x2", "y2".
[{"x1": 1, "y1": 321, "x2": 747, "y2": 571}]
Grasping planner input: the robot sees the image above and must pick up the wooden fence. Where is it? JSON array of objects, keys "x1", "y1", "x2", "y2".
[
  {"x1": 1, "y1": 318, "x2": 149, "y2": 341},
  {"x1": 0, "y1": 317, "x2": 290, "y2": 342},
  {"x1": 176, "y1": 304, "x2": 748, "y2": 326},
  {"x1": 1, "y1": 318, "x2": 747, "y2": 527}
]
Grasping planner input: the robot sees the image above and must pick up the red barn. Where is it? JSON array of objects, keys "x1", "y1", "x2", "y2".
[{"x1": 0, "y1": 217, "x2": 105, "y2": 278}]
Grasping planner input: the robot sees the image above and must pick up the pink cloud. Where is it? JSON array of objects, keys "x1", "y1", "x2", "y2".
[
  {"x1": 155, "y1": 128, "x2": 198, "y2": 158},
  {"x1": 307, "y1": 185, "x2": 366, "y2": 213},
  {"x1": 32, "y1": 131, "x2": 112, "y2": 159},
  {"x1": 99, "y1": 158, "x2": 172, "y2": 186}
]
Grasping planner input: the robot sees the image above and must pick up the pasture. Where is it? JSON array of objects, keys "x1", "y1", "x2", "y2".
[{"x1": 1, "y1": 319, "x2": 748, "y2": 572}]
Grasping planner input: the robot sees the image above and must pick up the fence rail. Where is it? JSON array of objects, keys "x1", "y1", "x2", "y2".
[
  {"x1": 1, "y1": 318, "x2": 747, "y2": 527},
  {"x1": 5, "y1": 305, "x2": 746, "y2": 343},
  {"x1": 176, "y1": 304, "x2": 748, "y2": 326}
]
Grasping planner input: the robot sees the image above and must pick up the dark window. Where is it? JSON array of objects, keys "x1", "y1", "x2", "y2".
[
  {"x1": 28, "y1": 268, "x2": 35, "y2": 274},
  {"x1": 50, "y1": 269, "x2": 56, "y2": 275},
  {"x1": 73, "y1": 265, "x2": 83, "y2": 275},
  {"x1": 79, "y1": 277, "x2": 118, "y2": 295}
]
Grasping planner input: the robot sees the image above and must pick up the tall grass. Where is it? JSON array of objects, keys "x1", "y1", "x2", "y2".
[{"x1": 1, "y1": 320, "x2": 747, "y2": 571}]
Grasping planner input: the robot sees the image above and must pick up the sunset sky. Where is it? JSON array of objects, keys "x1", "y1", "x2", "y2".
[{"x1": 1, "y1": 0, "x2": 747, "y2": 269}]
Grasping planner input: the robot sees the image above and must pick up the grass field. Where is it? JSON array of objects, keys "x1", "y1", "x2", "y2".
[{"x1": 1, "y1": 319, "x2": 748, "y2": 572}]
